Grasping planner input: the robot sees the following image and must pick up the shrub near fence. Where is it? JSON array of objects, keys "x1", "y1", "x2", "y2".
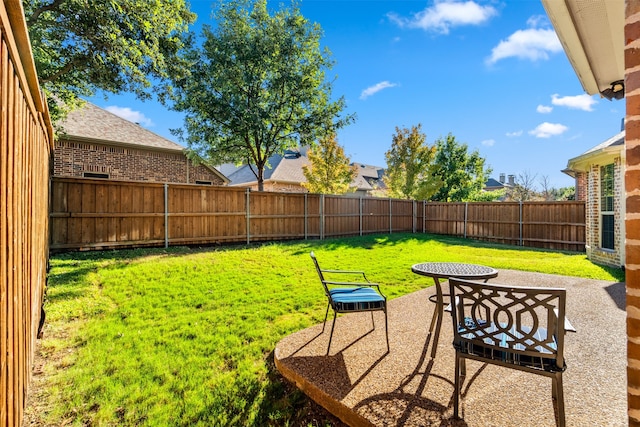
[{"x1": 50, "y1": 177, "x2": 586, "y2": 253}]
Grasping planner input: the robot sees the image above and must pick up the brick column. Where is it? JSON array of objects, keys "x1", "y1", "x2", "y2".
[{"x1": 627, "y1": 2, "x2": 640, "y2": 425}]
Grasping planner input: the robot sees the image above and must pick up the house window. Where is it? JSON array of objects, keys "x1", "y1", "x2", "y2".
[
  {"x1": 195, "y1": 180, "x2": 212, "y2": 185},
  {"x1": 600, "y1": 164, "x2": 614, "y2": 250}
]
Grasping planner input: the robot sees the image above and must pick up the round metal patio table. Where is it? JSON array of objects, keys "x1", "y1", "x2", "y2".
[{"x1": 411, "y1": 262, "x2": 498, "y2": 359}]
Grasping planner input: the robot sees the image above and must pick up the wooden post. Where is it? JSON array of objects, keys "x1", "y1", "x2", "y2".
[
  {"x1": 519, "y1": 201, "x2": 523, "y2": 246},
  {"x1": 320, "y1": 194, "x2": 325, "y2": 240},
  {"x1": 423, "y1": 200, "x2": 426, "y2": 233},
  {"x1": 164, "y1": 183, "x2": 168, "y2": 248},
  {"x1": 246, "y1": 188, "x2": 251, "y2": 245},
  {"x1": 413, "y1": 200, "x2": 416, "y2": 234},
  {"x1": 304, "y1": 193, "x2": 308, "y2": 240},
  {"x1": 464, "y1": 202, "x2": 468, "y2": 239},
  {"x1": 389, "y1": 198, "x2": 392, "y2": 234},
  {"x1": 359, "y1": 197, "x2": 363, "y2": 236}
]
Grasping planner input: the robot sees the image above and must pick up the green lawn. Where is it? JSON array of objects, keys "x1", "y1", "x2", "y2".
[{"x1": 35, "y1": 233, "x2": 623, "y2": 426}]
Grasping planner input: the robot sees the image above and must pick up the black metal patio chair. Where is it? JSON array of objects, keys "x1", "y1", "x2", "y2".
[
  {"x1": 310, "y1": 251, "x2": 389, "y2": 356},
  {"x1": 449, "y1": 278, "x2": 576, "y2": 427}
]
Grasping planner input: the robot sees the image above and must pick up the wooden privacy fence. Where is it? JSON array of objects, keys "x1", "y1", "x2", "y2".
[
  {"x1": 51, "y1": 177, "x2": 586, "y2": 253},
  {"x1": 423, "y1": 201, "x2": 585, "y2": 252},
  {"x1": 50, "y1": 178, "x2": 417, "y2": 250},
  {"x1": 0, "y1": 1, "x2": 54, "y2": 426}
]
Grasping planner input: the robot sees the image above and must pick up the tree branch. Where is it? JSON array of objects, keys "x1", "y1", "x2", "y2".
[
  {"x1": 27, "y1": 0, "x2": 65, "y2": 27},
  {"x1": 40, "y1": 57, "x2": 83, "y2": 84}
]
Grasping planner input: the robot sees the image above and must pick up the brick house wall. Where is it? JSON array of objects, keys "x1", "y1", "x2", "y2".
[
  {"x1": 583, "y1": 157, "x2": 624, "y2": 267},
  {"x1": 574, "y1": 172, "x2": 587, "y2": 201},
  {"x1": 627, "y1": 3, "x2": 640, "y2": 425},
  {"x1": 54, "y1": 139, "x2": 225, "y2": 185}
]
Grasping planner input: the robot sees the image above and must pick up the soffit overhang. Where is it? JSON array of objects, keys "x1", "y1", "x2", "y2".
[{"x1": 542, "y1": 0, "x2": 625, "y2": 100}]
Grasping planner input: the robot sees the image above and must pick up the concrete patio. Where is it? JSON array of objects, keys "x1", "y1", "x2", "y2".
[{"x1": 275, "y1": 269, "x2": 626, "y2": 426}]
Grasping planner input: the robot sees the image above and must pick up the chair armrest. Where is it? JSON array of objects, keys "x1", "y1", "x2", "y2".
[
  {"x1": 322, "y1": 269, "x2": 366, "y2": 275},
  {"x1": 554, "y1": 308, "x2": 577, "y2": 332},
  {"x1": 323, "y1": 280, "x2": 380, "y2": 288},
  {"x1": 321, "y1": 269, "x2": 370, "y2": 282}
]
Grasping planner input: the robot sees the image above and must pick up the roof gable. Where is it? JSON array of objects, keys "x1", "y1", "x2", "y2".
[{"x1": 565, "y1": 130, "x2": 624, "y2": 175}]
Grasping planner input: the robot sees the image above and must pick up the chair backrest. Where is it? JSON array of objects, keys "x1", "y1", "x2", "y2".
[
  {"x1": 449, "y1": 278, "x2": 568, "y2": 370},
  {"x1": 310, "y1": 251, "x2": 330, "y2": 296}
]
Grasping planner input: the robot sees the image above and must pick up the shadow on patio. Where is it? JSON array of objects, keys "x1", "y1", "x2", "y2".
[{"x1": 275, "y1": 269, "x2": 626, "y2": 427}]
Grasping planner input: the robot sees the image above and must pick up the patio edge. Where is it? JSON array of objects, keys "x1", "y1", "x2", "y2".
[{"x1": 274, "y1": 346, "x2": 374, "y2": 427}]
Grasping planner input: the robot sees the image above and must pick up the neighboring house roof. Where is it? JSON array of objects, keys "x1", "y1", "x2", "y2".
[
  {"x1": 352, "y1": 163, "x2": 385, "y2": 191},
  {"x1": 484, "y1": 178, "x2": 506, "y2": 191},
  {"x1": 59, "y1": 101, "x2": 229, "y2": 183},
  {"x1": 224, "y1": 150, "x2": 386, "y2": 193},
  {"x1": 564, "y1": 130, "x2": 624, "y2": 177},
  {"x1": 225, "y1": 149, "x2": 311, "y2": 186},
  {"x1": 60, "y1": 101, "x2": 184, "y2": 152}
]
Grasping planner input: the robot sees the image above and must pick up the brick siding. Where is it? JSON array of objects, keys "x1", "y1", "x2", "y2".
[
  {"x1": 574, "y1": 172, "x2": 587, "y2": 201},
  {"x1": 627, "y1": 4, "x2": 640, "y2": 426},
  {"x1": 583, "y1": 158, "x2": 623, "y2": 268},
  {"x1": 54, "y1": 139, "x2": 225, "y2": 185}
]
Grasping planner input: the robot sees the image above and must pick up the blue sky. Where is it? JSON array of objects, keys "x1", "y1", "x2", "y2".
[{"x1": 89, "y1": 0, "x2": 625, "y2": 189}]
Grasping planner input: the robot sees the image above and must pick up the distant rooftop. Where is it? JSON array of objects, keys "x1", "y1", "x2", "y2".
[{"x1": 59, "y1": 101, "x2": 184, "y2": 152}]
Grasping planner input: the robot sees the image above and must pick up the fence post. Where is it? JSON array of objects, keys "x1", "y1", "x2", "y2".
[
  {"x1": 320, "y1": 194, "x2": 325, "y2": 240},
  {"x1": 304, "y1": 193, "x2": 308, "y2": 240},
  {"x1": 359, "y1": 197, "x2": 363, "y2": 236},
  {"x1": 423, "y1": 200, "x2": 426, "y2": 233},
  {"x1": 464, "y1": 202, "x2": 468, "y2": 239},
  {"x1": 164, "y1": 183, "x2": 169, "y2": 248},
  {"x1": 246, "y1": 188, "x2": 251, "y2": 245},
  {"x1": 413, "y1": 200, "x2": 416, "y2": 233},
  {"x1": 519, "y1": 201, "x2": 523, "y2": 246},
  {"x1": 389, "y1": 198, "x2": 392, "y2": 234}
]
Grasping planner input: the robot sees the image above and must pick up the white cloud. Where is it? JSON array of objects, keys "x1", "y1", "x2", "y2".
[
  {"x1": 481, "y1": 139, "x2": 495, "y2": 147},
  {"x1": 388, "y1": 1, "x2": 497, "y2": 34},
  {"x1": 360, "y1": 81, "x2": 398, "y2": 100},
  {"x1": 551, "y1": 93, "x2": 597, "y2": 112},
  {"x1": 506, "y1": 130, "x2": 523, "y2": 137},
  {"x1": 486, "y1": 28, "x2": 562, "y2": 64},
  {"x1": 105, "y1": 106, "x2": 154, "y2": 127},
  {"x1": 528, "y1": 122, "x2": 568, "y2": 138},
  {"x1": 537, "y1": 105, "x2": 553, "y2": 114}
]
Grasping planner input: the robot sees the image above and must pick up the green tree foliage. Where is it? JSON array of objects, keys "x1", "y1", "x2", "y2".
[
  {"x1": 383, "y1": 124, "x2": 438, "y2": 200},
  {"x1": 302, "y1": 134, "x2": 356, "y2": 194},
  {"x1": 25, "y1": 0, "x2": 196, "y2": 123},
  {"x1": 430, "y1": 133, "x2": 491, "y2": 202},
  {"x1": 171, "y1": 0, "x2": 354, "y2": 191}
]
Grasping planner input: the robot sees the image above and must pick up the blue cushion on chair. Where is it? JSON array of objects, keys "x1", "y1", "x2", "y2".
[{"x1": 329, "y1": 287, "x2": 385, "y2": 311}]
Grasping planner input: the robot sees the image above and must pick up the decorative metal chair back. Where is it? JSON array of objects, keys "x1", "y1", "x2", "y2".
[
  {"x1": 449, "y1": 278, "x2": 574, "y2": 427},
  {"x1": 310, "y1": 251, "x2": 331, "y2": 298},
  {"x1": 310, "y1": 251, "x2": 389, "y2": 355}
]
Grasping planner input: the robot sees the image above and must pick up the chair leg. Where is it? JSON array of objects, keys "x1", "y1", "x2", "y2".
[
  {"x1": 370, "y1": 310, "x2": 375, "y2": 330},
  {"x1": 454, "y1": 353, "x2": 461, "y2": 418},
  {"x1": 327, "y1": 311, "x2": 338, "y2": 356},
  {"x1": 553, "y1": 373, "x2": 565, "y2": 427},
  {"x1": 384, "y1": 307, "x2": 389, "y2": 352},
  {"x1": 322, "y1": 302, "x2": 330, "y2": 333}
]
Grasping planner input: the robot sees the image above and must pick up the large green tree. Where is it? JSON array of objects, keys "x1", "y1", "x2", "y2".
[
  {"x1": 302, "y1": 134, "x2": 356, "y2": 194},
  {"x1": 430, "y1": 133, "x2": 491, "y2": 202},
  {"x1": 171, "y1": 0, "x2": 353, "y2": 191},
  {"x1": 383, "y1": 124, "x2": 438, "y2": 200},
  {"x1": 25, "y1": 0, "x2": 196, "y2": 122}
]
